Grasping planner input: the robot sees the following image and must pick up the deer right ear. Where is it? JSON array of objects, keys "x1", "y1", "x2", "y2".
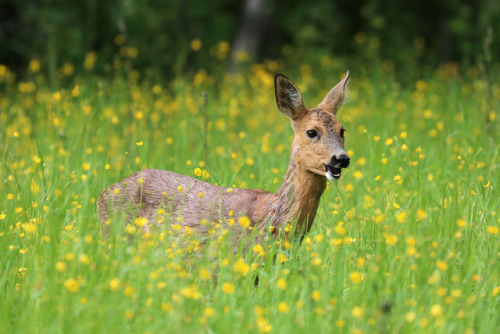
[{"x1": 275, "y1": 74, "x2": 305, "y2": 119}]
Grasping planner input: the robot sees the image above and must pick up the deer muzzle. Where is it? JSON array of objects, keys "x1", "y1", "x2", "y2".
[{"x1": 325, "y1": 154, "x2": 350, "y2": 180}]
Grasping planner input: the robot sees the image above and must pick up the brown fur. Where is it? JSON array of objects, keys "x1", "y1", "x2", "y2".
[{"x1": 97, "y1": 72, "x2": 351, "y2": 248}]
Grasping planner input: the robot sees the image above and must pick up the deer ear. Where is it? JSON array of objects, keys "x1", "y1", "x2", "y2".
[
  {"x1": 275, "y1": 74, "x2": 305, "y2": 119},
  {"x1": 317, "y1": 70, "x2": 350, "y2": 115}
]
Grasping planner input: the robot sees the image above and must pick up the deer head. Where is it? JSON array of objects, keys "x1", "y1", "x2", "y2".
[{"x1": 275, "y1": 71, "x2": 350, "y2": 180}]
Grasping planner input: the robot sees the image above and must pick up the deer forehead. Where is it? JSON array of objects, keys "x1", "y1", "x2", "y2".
[{"x1": 294, "y1": 109, "x2": 342, "y2": 133}]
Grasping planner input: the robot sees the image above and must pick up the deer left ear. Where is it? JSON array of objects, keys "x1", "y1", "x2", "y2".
[
  {"x1": 275, "y1": 74, "x2": 305, "y2": 119},
  {"x1": 318, "y1": 70, "x2": 350, "y2": 115}
]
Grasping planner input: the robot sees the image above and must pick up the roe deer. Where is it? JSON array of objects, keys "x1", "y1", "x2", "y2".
[{"x1": 97, "y1": 71, "x2": 351, "y2": 247}]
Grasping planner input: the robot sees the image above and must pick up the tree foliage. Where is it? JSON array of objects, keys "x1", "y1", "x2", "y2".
[{"x1": 0, "y1": 0, "x2": 498, "y2": 78}]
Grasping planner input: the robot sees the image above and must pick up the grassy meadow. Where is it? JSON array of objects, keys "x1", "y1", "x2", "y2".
[{"x1": 0, "y1": 60, "x2": 499, "y2": 333}]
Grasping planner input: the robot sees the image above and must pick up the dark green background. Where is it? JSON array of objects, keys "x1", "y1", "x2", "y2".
[{"x1": 1, "y1": 0, "x2": 498, "y2": 80}]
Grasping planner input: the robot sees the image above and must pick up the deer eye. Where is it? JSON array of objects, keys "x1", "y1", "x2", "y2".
[
  {"x1": 306, "y1": 130, "x2": 318, "y2": 138},
  {"x1": 340, "y1": 129, "x2": 346, "y2": 138}
]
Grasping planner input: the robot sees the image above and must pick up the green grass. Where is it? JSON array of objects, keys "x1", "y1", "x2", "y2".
[{"x1": 0, "y1": 63, "x2": 499, "y2": 334}]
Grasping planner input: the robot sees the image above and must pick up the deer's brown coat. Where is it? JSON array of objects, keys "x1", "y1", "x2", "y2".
[{"x1": 97, "y1": 72, "x2": 351, "y2": 245}]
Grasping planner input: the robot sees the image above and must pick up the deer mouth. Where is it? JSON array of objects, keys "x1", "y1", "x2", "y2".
[{"x1": 325, "y1": 165, "x2": 342, "y2": 180}]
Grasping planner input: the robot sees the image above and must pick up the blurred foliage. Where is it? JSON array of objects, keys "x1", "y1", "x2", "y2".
[{"x1": 0, "y1": 0, "x2": 499, "y2": 83}]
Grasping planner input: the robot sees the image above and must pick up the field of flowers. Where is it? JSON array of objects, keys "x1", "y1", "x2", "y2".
[{"x1": 0, "y1": 59, "x2": 499, "y2": 333}]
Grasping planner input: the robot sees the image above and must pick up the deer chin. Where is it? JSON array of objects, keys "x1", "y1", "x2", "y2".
[{"x1": 325, "y1": 165, "x2": 342, "y2": 180}]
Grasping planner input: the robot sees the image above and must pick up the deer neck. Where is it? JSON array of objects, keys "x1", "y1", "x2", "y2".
[{"x1": 265, "y1": 153, "x2": 327, "y2": 235}]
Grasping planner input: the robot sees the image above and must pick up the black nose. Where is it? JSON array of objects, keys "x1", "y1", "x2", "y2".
[{"x1": 331, "y1": 154, "x2": 350, "y2": 168}]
